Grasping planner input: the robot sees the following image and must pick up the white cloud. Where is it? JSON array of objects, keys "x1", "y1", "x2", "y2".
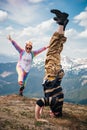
[
  {"x1": 63, "y1": 7, "x2": 87, "y2": 58},
  {"x1": 79, "y1": 29, "x2": 87, "y2": 38},
  {"x1": 71, "y1": 7, "x2": 87, "y2": 39},
  {"x1": 0, "y1": 1, "x2": 87, "y2": 59},
  {"x1": 65, "y1": 28, "x2": 79, "y2": 39},
  {"x1": 1, "y1": 15, "x2": 87, "y2": 59},
  {"x1": 0, "y1": 18, "x2": 54, "y2": 56},
  {"x1": 28, "y1": 0, "x2": 44, "y2": 3},
  {"x1": 0, "y1": 10, "x2": 8, "y2": 22},
  {"x1": 74, "y1": 7, "x2": 87, "y2": 29},
  {"x1": 1, "y1": 0, "x2": 44, "y2": 25},
  {"x1": 18, "y1": 19, "x2": 53, "y2": 38},
  {"x1": 74, "y1": 10, "x2": 87, "y2": 28},
  {"x1": 6, "y1": 26, "x2": 14, "y2": 31},
  {"x1": 14, "y1": 19, "x2": 54, "y2": 49}
]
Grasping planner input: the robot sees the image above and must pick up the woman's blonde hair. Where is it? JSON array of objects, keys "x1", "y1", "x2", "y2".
[{"x1": 25, "y1": 41, "x2": 32, "y2": 48}]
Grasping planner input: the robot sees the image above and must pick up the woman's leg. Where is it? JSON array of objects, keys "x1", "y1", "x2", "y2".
[{"x1": 16, "y1": 64, "x2": 28, "y2": 96}]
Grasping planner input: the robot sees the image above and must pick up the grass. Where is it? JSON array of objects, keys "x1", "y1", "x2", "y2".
[{"x1": 0, "y1": 94, "x2": 87, "y2": 130}]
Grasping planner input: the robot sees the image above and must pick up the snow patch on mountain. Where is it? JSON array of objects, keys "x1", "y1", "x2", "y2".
[
  {"x1": 32, "y1": 56, "x2": 87, "y2": 72},
  {"x1": 1, "y1": 56, "x2": 86, "y2": 78},
  {"x1": 81, "y1": 80, "x2": 87, "y2": 86},
  {"x1": 61, "y1": 56, "x2": 87, "y2": 71},
  {"x1": 32, "y1": 57, "x2": 45, "y2": 69},
  {"x1": 0, "y1": 71, "x2": 14, "y2": 78}
]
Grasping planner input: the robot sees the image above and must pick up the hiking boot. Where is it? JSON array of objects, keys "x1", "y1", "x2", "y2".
[
  {"x1": 19, "y1": 92, "x2": 23, "y2": 96},
  {"x1": 54, "y1": 14, "x2": 69, "y2": 25},
  {"x1": 51, "y1": 9, "x2": 69, "y2": 19},
  {"x1": 20, "y1": 86, "x2": 24, "y2": 91},
  {"x1": 19, "y1": 86, "x2": 24, "y2": 96},
  {"x1": 19, "y1": 89, "x2": 23, "y2": 96},
  {"x1": 51, "y1": 9, "x2": 69, "y2": 25},
  {"x1": 53, "y1": 16, "x2": 69, "y2": 29},
  {"x1": 51, "y1": 9, "x2": 62, "y2": 18}
]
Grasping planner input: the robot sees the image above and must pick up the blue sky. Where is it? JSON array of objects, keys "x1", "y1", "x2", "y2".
[{"x1": 0, "y1": 0, "x2": 87, "y2": 59}]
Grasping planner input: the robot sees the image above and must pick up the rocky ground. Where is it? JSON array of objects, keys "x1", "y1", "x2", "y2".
[{"x1": 0, "y1": 94, "x2": 87, "y2": 130}]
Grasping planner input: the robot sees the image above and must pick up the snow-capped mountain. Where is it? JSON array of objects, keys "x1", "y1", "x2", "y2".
[
  {"x1": 0, "y1": 53, "x2": 87, "y2": 71},
  {"x1": 62, "y1": 56, "x2": 87, "y2": 71},
  {"x1": 0, "y1": 56, "x2": 87, "y2": 104},
  {"x1": 32, "y1": 56, "x2": 87, "y2": 72}
]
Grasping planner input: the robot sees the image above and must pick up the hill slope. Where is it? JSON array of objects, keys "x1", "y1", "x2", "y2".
[{"x1": 0, "y1": 94, "x2": 87, "y2": 130}]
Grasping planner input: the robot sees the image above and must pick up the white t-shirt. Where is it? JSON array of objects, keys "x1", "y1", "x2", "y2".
[{"x1": 19, "y1": 52, "x2": 32, "y2": 72}]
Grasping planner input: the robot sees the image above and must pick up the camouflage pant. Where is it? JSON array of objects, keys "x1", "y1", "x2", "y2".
[
  {"x1": 36, "y1": 32, "x2": 66, "y2": 117},
  {"x1": 44, "y1": 32, "x2": 67, "y2": 80}
]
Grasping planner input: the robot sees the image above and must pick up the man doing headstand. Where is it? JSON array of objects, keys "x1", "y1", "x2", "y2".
[{"x1": 35, "y1": 9, "x2": 69, "y2": 122}]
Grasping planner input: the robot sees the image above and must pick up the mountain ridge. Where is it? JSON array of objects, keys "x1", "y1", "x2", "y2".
[{"x1": 0, "y1": 56, "x2": 87, "y2": 104}]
